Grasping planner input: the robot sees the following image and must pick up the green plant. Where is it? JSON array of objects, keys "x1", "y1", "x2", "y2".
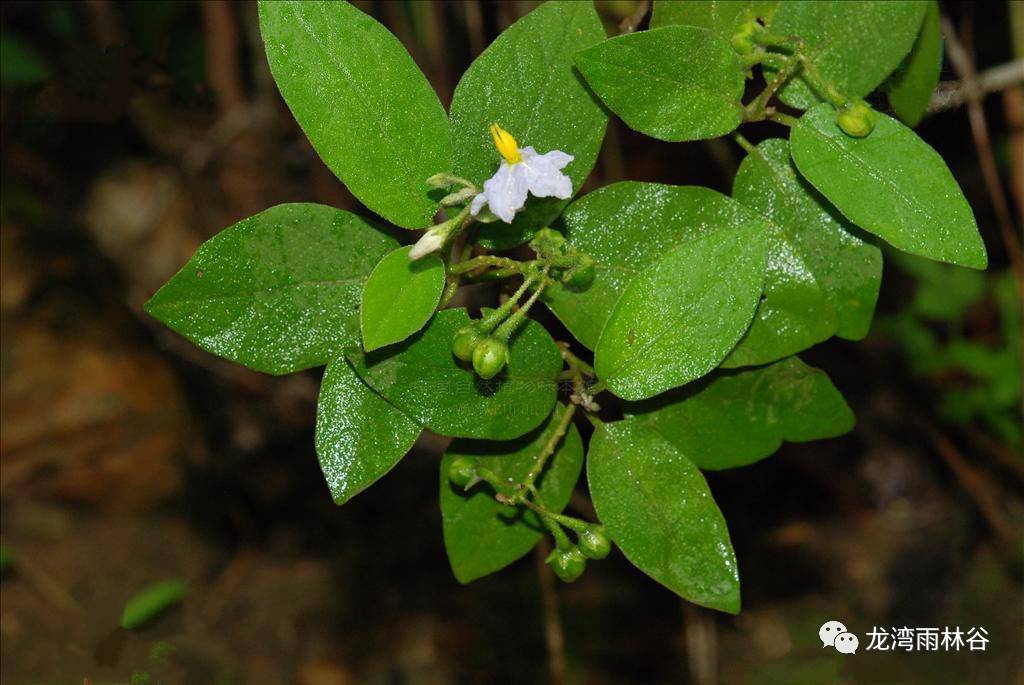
[{"x1": 146, "y1": 0, "x2": 985, "y2": 613}]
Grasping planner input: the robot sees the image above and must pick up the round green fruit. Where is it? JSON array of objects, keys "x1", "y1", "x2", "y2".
[
  {"x1": 547, "y1": 546, "x2": 587, "y2": 582},
  {"x1": 472, "y1": 337, "x2": 508, "y2": 380},
  {"x1": 452, "y1": 325, "x2": 484, "y2": 362},
  {"x1": 836, "y1": 99, "x2": 876, "y2": 138},
  {"x1": 578, "y1": 526, "x2": 611, "y2": 560},
  {"x1": 447, "y1": 457, "x2": 478, "y2": 489}
]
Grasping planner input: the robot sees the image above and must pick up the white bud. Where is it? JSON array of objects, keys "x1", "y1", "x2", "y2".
[{"x1": 409, "y1": 227, "x2": 446, "y2": 260}]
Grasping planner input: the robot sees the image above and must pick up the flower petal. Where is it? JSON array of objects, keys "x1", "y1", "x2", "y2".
[
  {"x1": 469, "y1": 192, "x2": 488, "y2": 216},
  {"x1": 521, "y1": 149, "x2": 575, "y2": 200},
  {"x1": 482, "y1": 162, "x2": 529, "y2": 223}
]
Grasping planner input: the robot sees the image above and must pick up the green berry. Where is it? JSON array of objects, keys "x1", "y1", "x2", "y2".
[
  {"x1": 563, "y1": 256, "x2": 596, "y2": 291},
  {"x1": 578, "y1": 526, "x2": 611, "y2": 560},
  {"x1": 447, "y1": 457, "x2": 477, "y2": 489},
  {"x1": 472, "y1": 337, "x2": 508, "y2": 380},
  {"x1": 452, "y1": 325, "x2": 484, "y2": 362},
  {"x1": 546, "y1": 546, "x2": 587, "y2": 582},
  {"x1": 836, "y1": 99, "x2": 876, "y2": 138}
]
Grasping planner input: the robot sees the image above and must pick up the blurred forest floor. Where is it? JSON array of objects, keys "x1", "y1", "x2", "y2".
[{"x1": 1, "y1": 1, "x2": 1022, "y2": 684}]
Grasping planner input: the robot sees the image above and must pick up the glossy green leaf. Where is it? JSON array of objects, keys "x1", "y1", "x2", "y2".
[
  {"x1": 574, "y1": 26, "x2": 745, "y2": 142},
  {"x1": 649, "y1": 0, "x2": 779, "y2": 38},
  {"x1": 544, "y1": 183, "x2": 771, "y2": 350},
  {"x1": 595, "y1": 222, "x2": 769, "y2": 400},
  {"x1": 348, "y1": 308, "x2": 561, "y2": 440},
  {"x1": 258, "y1": 1, "x2": 451, "y2": 228},
  {"x1": 791, "y1": 103, "x2": 987, "y2": 269},
  {"x1": 145, "y1": 204, "x2": 396, "y2": 375},
  {"x1": 726, "y1": 138, "x2": 883, "y2": 366},
  {"x1": 440, "y1": 405, "x2": 583, "y2": 583},
  {"x1": 449, "y1": 0, "x2": 608, "y2": 249},
  {"x1": 360, "y1": 246, "x2": 445, "y2": 352},
  {"x1": 887, "y1": 0, "x2": 942, "y2": 127},
  {"x1": 766, "y1": 1, "x2": 927, "y2": 109},
  {"x1": 626, "y1": 356, "x2": 854, "y2": 470},
  {"x1": 588, "y1": 419, "x2": 740, "y2": 612},
  {"x1": 316, "y1": 357, "x2": 421, "y2": 505},
  {"x1": 120, "y1": 580, "x2": 186, "y2": 630}
]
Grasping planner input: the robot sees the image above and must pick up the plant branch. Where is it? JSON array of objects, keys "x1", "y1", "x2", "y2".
[
  {"x1": 522, "y1": 403, "x2": 577, "y2": 492},
  {"x1": 940, "y1": 16, "x2": 1024, "y2": 291},
  {"x1": 535, "y1": 541, "x2": 568, "y2": 685},
  {"x1": 927, "y1": 58, "x2": 1024, "y2": 113}
]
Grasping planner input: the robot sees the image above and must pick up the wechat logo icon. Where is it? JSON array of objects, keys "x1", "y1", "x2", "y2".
[{"x1": 820, "y1": 620, "x2": 859, "y2": 654}]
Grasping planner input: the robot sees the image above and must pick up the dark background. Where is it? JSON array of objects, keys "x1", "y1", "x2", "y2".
[{"x1": 1, "y1": 1, "x2": 1021, "y2": 683}]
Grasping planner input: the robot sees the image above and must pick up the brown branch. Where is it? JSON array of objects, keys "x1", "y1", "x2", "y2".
[
  {"x1": 927, "y1": 58, "x2": 1024, "y2": 113},
  {"x1": 535, "y1": 541, "x2": 567, "y2": 685},
  {"x1": 682, "y1": 602, "x2": 717, "y2": 685},
  {"x1": 940, "y1": 16, "x2": 1024, "y2": 290}
]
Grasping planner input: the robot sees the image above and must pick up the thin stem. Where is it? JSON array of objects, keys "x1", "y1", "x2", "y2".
[
  {"x1": 767, "y1": 111, "x2": 800, "y2": 127},
  {"x1": 732, "y1": 132, "x2": 757, "y2": 155},
  {"x1": 521, "y1": 497, "x2": 588, "y2": 533},
  {"x1": 494, "y1": 275, "x2": 549, "y2": 341},
  {"x1": 477, "y1": 275, "x2": 536, "y2": 333},
  {"x1": 745, "y1": 53, "x2": 801, "y2": 121},
  {"x1": 522, "y1": 403, "x2": 577, "y2": 492},
  {"x1": 559, "y1": 345, "x2": 596, "y2": 378},
  {"x1": 449, "y1": 254, "x2": 521, "y2": 276}
]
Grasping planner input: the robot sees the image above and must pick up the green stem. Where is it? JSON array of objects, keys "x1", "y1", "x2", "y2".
[
  {"x1": 768, "y1": 111, "x2": 800, "y2": 127},
  {"x1": 494, "y1": 275, "x2": 549, "y2": 341},
  {"x1": 745, "y1": 52, "x2": 801, "y2": 121},
  {"x1": 449, "y1": 255, "x2": 522, "y2": 276},
  {"x1": 732, "y1": 132, "x2": 757, "y2": 154},
  {"x1": 477, "y1": 275, "x2": 536, "y2": 333},
  {"x1": 796, "y1": 54, "x2": 848, "y2": 107},
  {"x1": 522, "y1": 403, "x2": 577, "y2": 493},
  {"x1": 520, "y1": 497, "x2": 588, "y2": 534}
]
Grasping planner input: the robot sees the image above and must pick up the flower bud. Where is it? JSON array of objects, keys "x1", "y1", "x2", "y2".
[
  {"x1": 730, "y1": 21, "x2": 758, "y2": 57},
  {"x1": 447, "y1": 457, "x2": 478, "y2": 489},
  {"x1": 472, "y1": 337, "x2": 508, "y2": 380},
  {"x1": 530, "y1": 228, "x2": 567, "y2": 259},
  {"x1": 563, "y1": 256, "x2": 596, "y2": 291},
  {"x1": 836, "y1": 99, "x2": 876, "y2": 138},
  {"x1": 452, "y1": 325, "x2": 484, "y2": 362},
  {"x1": 546, "y1": 546, "x2": 586, "y2": 582},
  {"x1": 409, "y1": 226, "x2": 446, "y2": 260},
  {"x1": 578, "y1": 525, "x2": 611, "y2": 560}
]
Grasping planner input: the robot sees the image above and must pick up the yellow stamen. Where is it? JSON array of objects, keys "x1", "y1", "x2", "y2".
[{"x1": 489, "y1": 123, "x2": 522, "y2": 164}]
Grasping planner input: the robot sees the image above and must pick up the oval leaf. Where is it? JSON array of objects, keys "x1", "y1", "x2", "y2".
[
  {"x1": 441, "y1": 404, "x2": 583, "y2": 583},
  {"x1": 120, "y1": 580, "x2": 186, "y2": 630},
  {"x1": 791, "y1": 103, "x2": 987, "y2": 269},
  {"x1": 544, "y1": 183, "x2": 772, "y2": 350},
  {"x1": 725, "y1": 137, "x2": 882, "y2": 366},
  {"x1": 449, "y1": 0, "x2": 608, "y2": 249},
  {"x1": 766, "y1": 0, "x2": 927, "y2": 109},
  {"x1": 258, "y1": 1, "x2": 451, "y2": 228},
  {"x1": 574, "y1": 26, "x2": 745, "y2": 142},
  {"x1": 650, "y1": 0, "x2": 779, "y2": 37},
  {"x1": 887, "y1": 0, "x2": 942, "y2": 127},
  {"x1": 361, "y1": 246, "x2": 445, "y2": 352},
  {"x1": 588, "y1": 419, "x2": 740, "y2": 613},
  {"x1": 316, "y1": 357, "x2": 421, "y2": 505},
  {"x1": 145, "y1": 203, "x2": 396, "y2": 375},
  {"x1": 626, "y1": 356, "x2": 854, "y2": 470},
  {"x1": 595, "y1": 222, "x2": 769, "y2": 401},
  {"x1": 347, "y1": 308, "x2": 562, "y2": 440}
]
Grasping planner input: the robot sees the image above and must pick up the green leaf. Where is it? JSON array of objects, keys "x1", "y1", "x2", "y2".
[
  {"x1": 649, "y1": 0, "x2": 779, "y2": 38},
  {"x1": 145, "y1": 203, "x2": 396, "y2": 375},
  {"x1": 626, "y1": 357, "x2": 854, "y2": 470},
  {"x1": 594, "y1": 221, "x2": 769, "y2": 400},
  {"x1": 725, "y1": 138, "x2": 882, "y2": 366},
  {"x1": 258, "y1": 1, "x2": 451, "y2": 229},
  {"x1": 588, "y1": 419, "x2": 739, "y2": 612},
  {"x1": 316, "y1": 357, "x2": 421, "y2": 505},
  {"x1": 440, "y1": 404, "x2": 583, "y2": 583},
  {"x1": 0, "y1": 31, "x2": 51, "y2": 86},
  {"x1": 574, "y1": 26, "x2": 745, "y2": 142},
  {"x1": 360, "y1": 246, "x2": 445, "y2": 352},
  {"x1": 449, "y1": 0, "x2": 608, "y2": 249},
  {"x1": 887, "y1": 0, "x2": 942, "y2": 127},
  {"x1": 544, "y1": 183, "x2": 771, "y2": 350},
  {"x1": 120, "y1": 579, "x2": 186, "y2": 630},
  {"x1": 348, "y1": 308, "x2": 562, "y2": 440},
  {"x1": 766, "y1": 1, "x2": 927, "y2": 109},
  {"x1": 791, "y1": 103, "x2": 987, "y2": 269}
]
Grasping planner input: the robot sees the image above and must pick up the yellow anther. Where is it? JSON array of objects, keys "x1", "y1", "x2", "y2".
[{"x1": 489, "y1": 123, "x2": 522, "y2": 164}]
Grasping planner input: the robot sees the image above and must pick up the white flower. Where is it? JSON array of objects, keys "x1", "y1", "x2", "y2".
[
  {"x1": 409, "y1": 224, "x2": 447, "y2": 260},
  {"x1": 469, "y1": 123, "x2": 574, "y2": 224}
]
